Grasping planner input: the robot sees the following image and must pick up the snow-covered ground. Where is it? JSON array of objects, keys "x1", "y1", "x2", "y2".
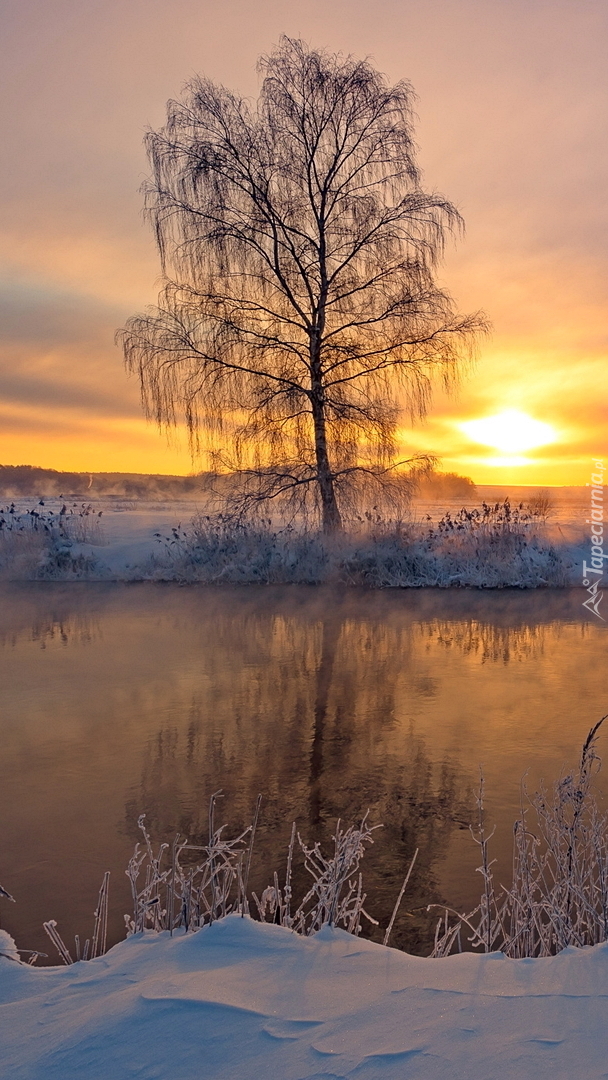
[
  {"x1": 0, "y1": 495, "x2": 592, "y2": 586},
  {"x1": 2, "y1": 915, "x2": 608, "y2": 1079},
  {"x1": 74, "y1": 501, "x2": 182, "y2": 577},
  {"x1": 0, "y1": 498, "x2": 184, "y2": 581}
]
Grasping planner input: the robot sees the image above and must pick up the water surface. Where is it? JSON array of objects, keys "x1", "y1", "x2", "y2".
[{"x1": 0, "y1": 584, "x2": 606, "y2": 959}]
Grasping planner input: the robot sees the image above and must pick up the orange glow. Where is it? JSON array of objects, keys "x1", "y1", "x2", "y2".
[
  {"x1": 0, "y1": 2, "x2": 606, "y2": 484},
  {"x1": 458, "y1": 411, "x2": 558, "y2": 456},
  {"x1": 0, "y1": 402, "x2": 195, "y2": 476}
]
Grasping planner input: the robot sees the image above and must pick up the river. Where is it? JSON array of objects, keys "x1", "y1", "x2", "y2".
[{"x1": 0, "y1": 583, "x2": 606, "y2": 959}]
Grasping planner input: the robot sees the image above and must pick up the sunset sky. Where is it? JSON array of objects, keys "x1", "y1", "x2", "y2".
[{"x1": 1, "y1": 0, "x2": 606, "y2": 485}]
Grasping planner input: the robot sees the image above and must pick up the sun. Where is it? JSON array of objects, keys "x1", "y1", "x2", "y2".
[{"x1": 458, "y1": 410, "x2": 558, "y2": 455}]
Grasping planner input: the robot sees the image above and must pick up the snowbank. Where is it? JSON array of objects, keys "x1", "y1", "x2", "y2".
[{"x1": 1, "y1": 915, "x2": 608, "y2": 1079}]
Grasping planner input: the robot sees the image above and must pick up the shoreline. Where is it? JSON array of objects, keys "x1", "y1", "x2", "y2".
[{"x1": 2, "y1": 915, "x2": 608, "y2": 1079}]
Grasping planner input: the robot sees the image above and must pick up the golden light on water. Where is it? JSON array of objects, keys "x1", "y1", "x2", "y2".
[{"x1": 458, "y1": 410, "x2": 558, "y2": 457}]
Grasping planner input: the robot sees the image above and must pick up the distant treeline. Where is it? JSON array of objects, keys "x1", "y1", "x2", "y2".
[
  {"x1": 0, "y1": 465, "x2": 213, "y2": 500},
  {"x1": 0, "y1": 464, "x2": 477, "y2": 502},
  {"x1": 415, "y1": 471, "x2": 477, "y2": 499}
]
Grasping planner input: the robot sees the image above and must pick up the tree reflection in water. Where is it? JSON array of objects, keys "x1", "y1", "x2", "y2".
[
  {"x1": 1, "y1": 584, "x2": 605, "y2": 959},
  {"x1": 126, "y1": 602, "x2": 472, "y2": 954}
]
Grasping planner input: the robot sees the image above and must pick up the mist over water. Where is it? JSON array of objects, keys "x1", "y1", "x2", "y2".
[{"x1": 0, "y1": 584, "x2": 606, "y2": 960}]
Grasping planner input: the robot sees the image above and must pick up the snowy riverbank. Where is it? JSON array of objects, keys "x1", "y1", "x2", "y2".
[
  {"x1": 2, "y1": 915, "x2": 608, "y2": 1079},
  {"x1": 0, "y1": 497, "x2": 590, "y2": 587}
]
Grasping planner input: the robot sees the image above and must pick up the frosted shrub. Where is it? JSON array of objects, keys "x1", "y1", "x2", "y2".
[
  {"x1": 155, "y1": 500, "x2": 570, "y2": 588},
  {"x1": 122, "y1": 806, "x2": 421, "y2": 948},
  {"x1": 0, "y1": 507, "x2": 48, "y2": 579},
  {"x1": 12, "y1": 724, "x2": 608, "y2": 966},
  {"x1": 0, "y1": 503, "x2": 103, "y2": 579},
  {"x1": 253, "y1": 816, "x2": 380, "y2": 936},
  {"x1": 43, "y1": 871, "x2": 110, "y2": 964},
  {"x1": 125, "y1": 794, "x2": 260, "y2": 934},
  {"x1": 342, "y1": 500, "x2": 567, "y2": 588},
  {"x1": 430, "y1": 718, "x2": 608, "y2": 958},
  {"x1": 158, "y1": 517, "x2": 331, "y2": 584}
]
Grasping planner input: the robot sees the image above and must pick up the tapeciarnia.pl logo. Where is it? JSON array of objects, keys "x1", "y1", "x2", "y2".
[{"x1": 582, "y1": 459, "x2": 605, "y2": 620}]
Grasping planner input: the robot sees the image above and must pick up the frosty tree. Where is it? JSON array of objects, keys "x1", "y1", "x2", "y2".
[{"x1": 120, "y1": 37, "x2": 486, "y2": 532}]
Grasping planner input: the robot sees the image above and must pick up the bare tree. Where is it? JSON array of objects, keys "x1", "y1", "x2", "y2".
[{"x1": 119, "y1": 37, "x2": 487, "y2": 532}]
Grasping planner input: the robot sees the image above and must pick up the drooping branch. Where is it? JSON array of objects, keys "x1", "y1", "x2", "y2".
[{"x1": 119, "y1": 36, "x2": 488, "y2": 530}]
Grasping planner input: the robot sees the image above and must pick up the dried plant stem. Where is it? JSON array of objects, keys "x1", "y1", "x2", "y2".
[
  {"x1": 383, "y1": 848, "x2": 418, "y2": 947},
  {"x1": 43, "y1": 921, "x2": 73, "y2": 966},
  {"x1": 241, "y1": 794, "x2": 262, "y2": 917},
  {"x1": 91, "y1": 872, "x2": 110, "y2": 960}
]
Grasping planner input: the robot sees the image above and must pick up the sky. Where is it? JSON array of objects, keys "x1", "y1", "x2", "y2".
[{"x1": 0, "y1": 0, "x2": 606, "y2": 485}]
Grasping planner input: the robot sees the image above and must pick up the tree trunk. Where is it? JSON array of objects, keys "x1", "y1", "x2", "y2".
[
  {"x1": 311, "y1": 394, "x2": 342, "y2": 533},
  {"x1": 310, "y1": 290, "x2": 341, "y2": 532}
]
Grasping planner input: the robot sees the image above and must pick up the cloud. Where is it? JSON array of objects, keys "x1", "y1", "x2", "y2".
[
  {"x1": 0, "y1": 279, "x2": 121, "y2": 346},
  {"x1": 0, "y1": 278, "x2": 141, "y2": 416},
  {"x1": 0, "y1": 0, "x2": 606, "y2": 479}
]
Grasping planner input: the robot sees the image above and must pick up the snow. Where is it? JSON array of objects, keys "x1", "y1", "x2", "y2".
[
  {"x1": 74, "y1": 504, "x2": 176, "y2": 577},
  {"x1": 0, "y1": 497, "x2": 590, "y2": 587},
  {"x1": 64, "y1": 519, "x2": 590, "y2": 588},
  {"x1": 0, "y1": 930, "x2": 19, "y2": 963},
  {"x1": 1, "y1": 915, "x2": 608, "y2": 1079}
]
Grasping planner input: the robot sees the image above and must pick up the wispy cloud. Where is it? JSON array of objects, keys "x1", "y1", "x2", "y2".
[{"x1": 0, "y1": 0, "x2": 606, "y2": 479}]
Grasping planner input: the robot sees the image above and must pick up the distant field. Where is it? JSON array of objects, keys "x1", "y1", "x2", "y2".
[
  {"x1": 414, "y1": 486, "x2": 588, "y2": 527},
  {"x1": 0, "y1": 465, "x2": 590, "y2": 528}
]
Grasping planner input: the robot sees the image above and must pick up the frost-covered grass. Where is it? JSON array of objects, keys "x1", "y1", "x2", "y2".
[
  {"x1": 0, "y1": 503, "x2": 103, "y2": 580},
  {"x1": 36, "y1": 805, "x2": 392, "y2": 966},
  {"x1": 3, "y1": 726, "x2": 608, "y2": 1077},
  {"x1": 0, "y1": 497, "x2": 582, "y2": 586},
  {"x1": 7, "y1": 721, "x2": 606, "y2": 973},
  {"x1": 155, "y1": 502, "x2": 571, "y2": 587},
  {"x1": 431, "y1": 717, "x2": 608, "y2": 958}
]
